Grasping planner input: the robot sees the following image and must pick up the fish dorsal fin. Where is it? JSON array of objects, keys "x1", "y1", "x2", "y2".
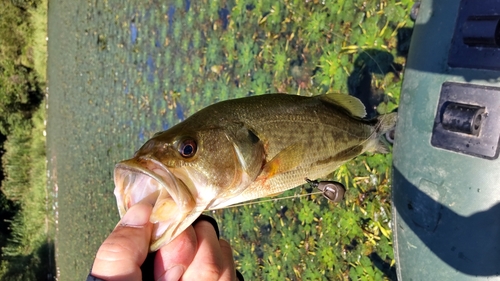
[{"x1": 320, "y1": 93, "x2": 367, "y2": 118}]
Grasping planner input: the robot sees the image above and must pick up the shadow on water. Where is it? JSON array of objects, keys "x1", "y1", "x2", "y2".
[
  {"x1": 346, "y1": 28, "x2": 412, "y2": 119},
  {"x1": 347, "y1": 49, "x2": 400, "y2": 119},
  {"x1": 37, "y1": 241, "x2": 57, "y2": 281},
  {"x1": 369, "y1": 252, "x2": 398, "y2": 281}
]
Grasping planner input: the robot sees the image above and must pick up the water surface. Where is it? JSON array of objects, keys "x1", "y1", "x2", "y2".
[{"x1": 47, "y1": 0, "x2": 410, "y2": 279}]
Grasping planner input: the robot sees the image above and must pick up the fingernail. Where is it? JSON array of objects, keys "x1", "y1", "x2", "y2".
[
  {"x1": 120, "y1": 202, "x2": 152, "y2": 227},
  {"x1": 157, "y1": 265, "x2": 184, "y2": 281}
]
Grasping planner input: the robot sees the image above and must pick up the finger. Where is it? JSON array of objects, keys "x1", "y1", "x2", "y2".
[
  {"x1": 194, "y1": 214, "x2": 220, "y2": 239},
  {"x1": 182, "y1": 220, "x2": 224, "y2": 281},
  {"x1": 219, "y1": 239, "x2": 237, "y2": 281},
  {"x1": 154, "y1": 226, "x2": 197, "y2": 280},
  {"x1": 91, "y1": 202, "x2": 153, "y2": 281}
]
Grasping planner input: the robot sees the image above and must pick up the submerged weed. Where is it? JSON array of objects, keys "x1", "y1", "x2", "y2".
[{"x1": 43, "y1": 0, "x2": 412, "y2": 279}]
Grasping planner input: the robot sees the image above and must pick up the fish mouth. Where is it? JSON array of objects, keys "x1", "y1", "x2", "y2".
[{"x1": 114, "y1": 158, "x2": 197, "y2": 251}]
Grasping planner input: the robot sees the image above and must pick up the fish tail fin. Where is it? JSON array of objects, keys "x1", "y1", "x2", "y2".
[{"x1": 371, "y1": 112, "x2": 398, "y2": 154}]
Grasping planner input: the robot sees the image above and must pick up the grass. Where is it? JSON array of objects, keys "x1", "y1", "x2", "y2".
[
  {"x1": 0, "y1": 0, "x2": 51, "y2": 280},
  {"x1": 28, "y1": 0, "x2": 48, "y2": 83},
  {"x1": 0, "y1": 105, "x2": 53, "y2": 281}
]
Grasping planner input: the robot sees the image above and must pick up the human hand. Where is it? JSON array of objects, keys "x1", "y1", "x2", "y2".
[{"x1": 88, "y1": 202, "x2": 242, "y2": 281}]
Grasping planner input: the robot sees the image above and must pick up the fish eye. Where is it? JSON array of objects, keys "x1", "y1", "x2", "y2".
[{"x1": 178, "y1": 138, "x2": 197, "y2": 158}]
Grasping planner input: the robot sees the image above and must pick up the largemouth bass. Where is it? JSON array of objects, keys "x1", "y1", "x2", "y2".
[{"x1": 114, "y1": 93, "x2": 397, "y2": 251}]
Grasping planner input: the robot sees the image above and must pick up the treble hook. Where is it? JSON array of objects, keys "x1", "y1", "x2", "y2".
[{"x1": 305, "y1": 178, "x2": 346, "y2": 203}]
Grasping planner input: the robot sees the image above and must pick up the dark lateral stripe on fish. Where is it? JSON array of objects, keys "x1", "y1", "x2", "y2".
[
  {"x1": 313, "y1": 145, "x2": 363, "y2": 166},
  {"x1": 314, "y1": 155, "x2": 337, "y2": 166},
  {"x1": 329, "y1": 145, "x2": 364, "y2": 163}
]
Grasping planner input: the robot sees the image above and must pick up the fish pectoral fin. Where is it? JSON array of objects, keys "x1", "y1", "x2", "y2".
[
  {"x1": 260, "y1": 142, "x2": 304, "y2": 180},
  {"x1": 320, "y1": 93, "x2": 367, "y2": 118},
  {"x1": 225, "y1": 122, "x2": 266, "y2": 178}
]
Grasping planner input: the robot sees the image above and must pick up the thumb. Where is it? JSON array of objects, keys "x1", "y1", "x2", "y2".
[{"x1": 91, "y1": 202, "x2": 153, "y2": 281}]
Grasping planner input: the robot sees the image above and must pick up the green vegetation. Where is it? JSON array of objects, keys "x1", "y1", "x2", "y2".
[
  {"x1": 42, "y1": 0, "x2": 411, "y2": 279},
  {"x1": 0, "y1": 0, "x2": 51, "y2": 279},
  {"x1": 184, "y1": 0, "x2": 413, "y2": 279},
  {"x1": 211, "y1": 153, "x2": 396, "y2": 280}
]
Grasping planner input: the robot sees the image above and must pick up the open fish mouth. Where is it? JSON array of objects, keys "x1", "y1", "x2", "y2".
[{"x1": 114, "y1": 158, "x2": 196, "y2": 250}]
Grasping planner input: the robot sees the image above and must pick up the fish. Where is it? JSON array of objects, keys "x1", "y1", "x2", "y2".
[{"x1": 113, "y1": 93, "x2": 397, "y2": 251}]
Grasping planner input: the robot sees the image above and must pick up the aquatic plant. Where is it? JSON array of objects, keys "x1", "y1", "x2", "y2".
[{"x1": 41, "y1": 0, "x2": 413, "y2": 279}]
